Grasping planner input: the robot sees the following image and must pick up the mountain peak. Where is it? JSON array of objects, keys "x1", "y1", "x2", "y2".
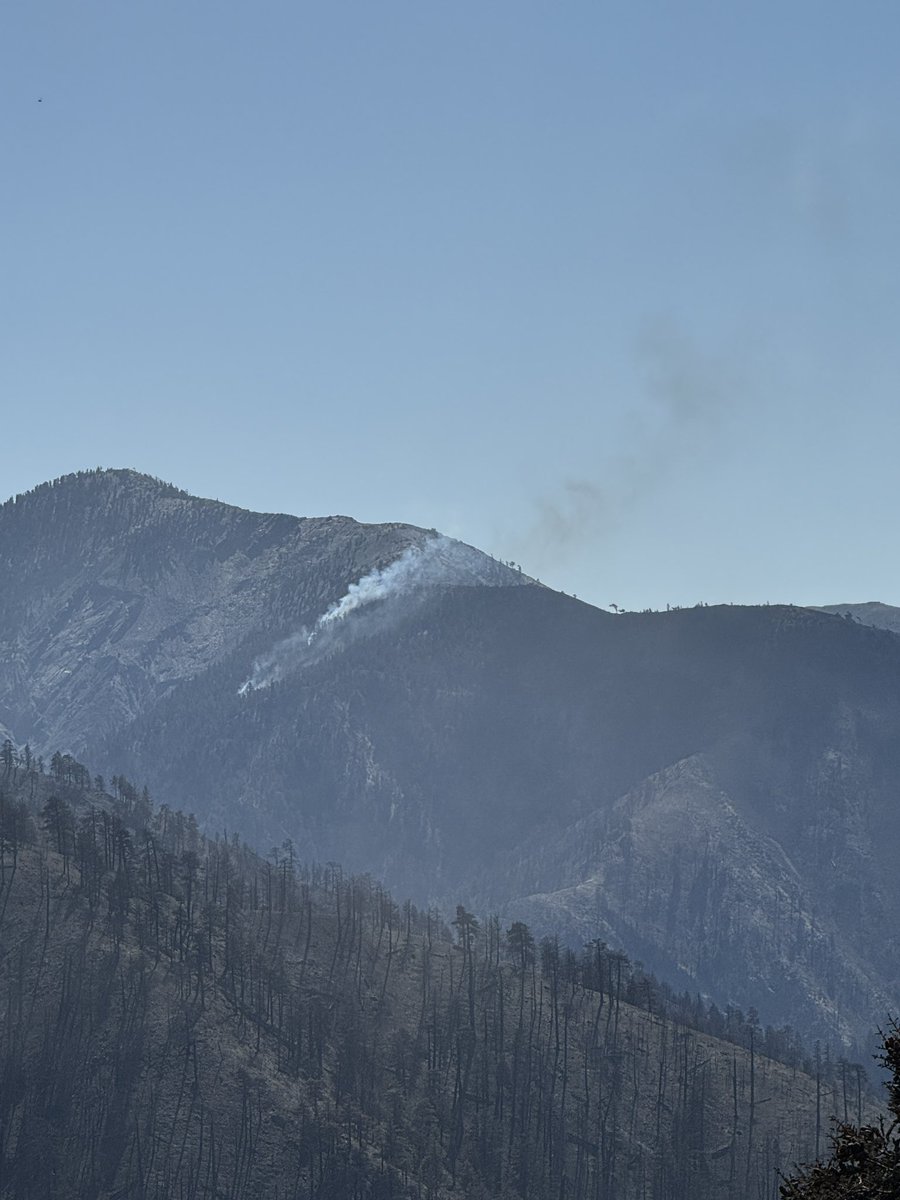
[
  {"x1": 4, "y1": 466, "x2": 189, "y2": 511},
  {"x1": 0, "y1": 469, "x2": 524, "y2": 754}
]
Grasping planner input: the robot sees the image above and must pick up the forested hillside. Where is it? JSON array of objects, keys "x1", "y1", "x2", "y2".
[{"x1": 0, "y1": 750, "x2": 880, "y2": 1199}]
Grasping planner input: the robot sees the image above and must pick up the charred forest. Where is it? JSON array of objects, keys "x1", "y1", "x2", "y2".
[{"x1": 0, "y1": 744, "x2": 881, "y2": 1200}]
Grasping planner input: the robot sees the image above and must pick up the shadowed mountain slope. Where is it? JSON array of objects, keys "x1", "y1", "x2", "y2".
[{"x1": 101, "y1": 587, "x2": 900, "y2": 1048}]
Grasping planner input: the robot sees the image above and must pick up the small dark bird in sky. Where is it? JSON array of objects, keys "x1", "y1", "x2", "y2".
[{"x1": 38, "y1": 97, "x2": 42, "y2": 103}]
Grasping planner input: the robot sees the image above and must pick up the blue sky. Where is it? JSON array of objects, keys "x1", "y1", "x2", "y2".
[{"x1": 3, "y1": 2, "x2": 899, "y2": 609}]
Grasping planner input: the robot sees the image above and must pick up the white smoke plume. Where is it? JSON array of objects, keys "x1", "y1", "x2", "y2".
[
  {"x1": 238, "y1": 629, "x2": 313, "y2": 695},
  {"x1": 239, "y1": 534, "x2": 515, "y2": 694}
]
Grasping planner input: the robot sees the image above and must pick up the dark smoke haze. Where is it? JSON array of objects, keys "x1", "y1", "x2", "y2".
[{"x1": 511, "y1": 319, "x2": 740, "y2": 574}]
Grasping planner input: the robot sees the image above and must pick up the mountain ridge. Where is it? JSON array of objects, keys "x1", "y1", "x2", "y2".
[
  {"x1": 2, "y1": 469, "x2": 899, "y2": 1054},
  {"x1": 0, "y1": 468, "x2": 524, "y2": 754},
  {"x1": 812, "y1": 601, "x2": 900, "y2": 635}
]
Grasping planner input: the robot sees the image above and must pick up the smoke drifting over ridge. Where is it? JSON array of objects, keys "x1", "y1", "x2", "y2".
[
  {"x1": 239, "y1": 534, "x2": 521, "y2": 693},
  {"x1": 512, "y1": 319, "x2": 743, "y2": 573}
]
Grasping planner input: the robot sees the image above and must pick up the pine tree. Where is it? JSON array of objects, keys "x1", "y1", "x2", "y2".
[{"x1": 780, "y1": 1021, "x2": 900, "y2": 1198}]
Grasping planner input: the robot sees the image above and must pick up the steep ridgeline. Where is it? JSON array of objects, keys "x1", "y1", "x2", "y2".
[
  {"x1": 3, "y1": 470, "x2": 900, "y2": 1055},
  {"x1": 0, "y1": 469, "x2": 522, "y2": 753},
  {"x1": 0, "y1": 760, "x2": 881, "y2": 1200}
]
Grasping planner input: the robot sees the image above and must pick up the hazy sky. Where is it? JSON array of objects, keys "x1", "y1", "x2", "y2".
[{"x1": 3, "y1": 2, "x2": 899, "y2": 609}]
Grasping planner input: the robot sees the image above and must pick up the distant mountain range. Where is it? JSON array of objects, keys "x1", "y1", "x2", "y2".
[
  {"x1": 813, "y1": 601, "x2": 900, "y2": 635},
  {"x1": 2, "y1": 468, "x2": 899, "y2": 1051}
]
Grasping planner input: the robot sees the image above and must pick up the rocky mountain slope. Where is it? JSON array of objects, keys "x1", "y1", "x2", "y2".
[
  {"x1": 2, "y1": 469, "x2": 899, "y2": 1053},
  {"x1": 0, "y1": 469, "x2": 521, "y2": 753}
]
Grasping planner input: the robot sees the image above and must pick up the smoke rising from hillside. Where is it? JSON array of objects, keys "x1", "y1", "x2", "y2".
[{"x1": 239, "y1": 535, "x2": 515, "y2": 693}]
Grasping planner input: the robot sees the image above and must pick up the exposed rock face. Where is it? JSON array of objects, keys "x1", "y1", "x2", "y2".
[{"x1": 2, "y1": 469, "x2": 900, "y2": 1050}]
